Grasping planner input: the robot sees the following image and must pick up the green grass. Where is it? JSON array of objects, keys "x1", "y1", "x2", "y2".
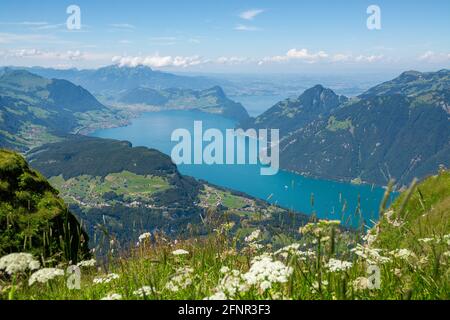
[
  {"x1": 1, "y1": 220, "x2": 448, "y2": 300},
  {"x1": 1, "y1": 170, "x2": 449, "y2": 300},
  {"x1": 375, "y1": 170, "x2": 450, "y2": 250}
]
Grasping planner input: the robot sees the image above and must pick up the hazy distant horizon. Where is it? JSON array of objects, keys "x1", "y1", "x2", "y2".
[{"x1": 0, "y1": 0, "x2": 448, "y2": 72}]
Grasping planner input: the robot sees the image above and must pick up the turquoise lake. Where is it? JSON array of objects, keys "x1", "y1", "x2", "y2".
[{"x1": 91, "y1": 110, "x2": 393, "y2": 228}]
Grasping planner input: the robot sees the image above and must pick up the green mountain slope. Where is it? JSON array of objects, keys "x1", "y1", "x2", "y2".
[
  {"x1": 0, "y1": 149, "x2": 90, "y2": 262},
  {"x1": 280, "y1": 93, "x2": 450, "y2": 186},
  {"x1": 119, "y1": 85, "x2": 250, "y2": 121},
  {"x1": 375, "y1": 168, "x2": 450, "y2": 251},
  {"x1": 256, "y1": 70, "x2": 450, "y2": 186},
  {"x1": 27, "y1": 136, "x2": 306, "y2": 251},
  {"x1": 361, "y1": 69, "x2": 450, "y2": 98},
  {"x1": 240, "y1": 85, "x2": 347, "y2": 135},
  {"x1": 0, "y1": 69, "x2": 123, "y2": 151}
]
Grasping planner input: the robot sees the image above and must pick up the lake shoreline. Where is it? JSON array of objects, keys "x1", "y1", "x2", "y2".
[{"x1": 90, "y1": 110, "x2": 393, "y2": 227}]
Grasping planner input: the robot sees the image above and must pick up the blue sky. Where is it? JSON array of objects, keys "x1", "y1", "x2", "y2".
[{"x1": 0, "y1": 0, "x2": 449, "y2": 73}]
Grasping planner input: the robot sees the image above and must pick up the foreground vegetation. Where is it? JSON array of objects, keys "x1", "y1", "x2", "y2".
[{"x1": 0, "y1": 169, "x2": 449, "y2": 300}]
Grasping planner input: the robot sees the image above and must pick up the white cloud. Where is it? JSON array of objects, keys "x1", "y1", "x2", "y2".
[
  {"x1": 33, "y1": 23, "x2": 66, "y2": 31},
  {"x1": 234, "y1": 24, "x2": 261, "y2": 31},
  {"x1": 0, "y1": 21, "x2": 68, "y2": 31},
  {"x1": 0, "y1": 21, "x2": 48, "y2": 26},
  {"x1": 259, "y1": 49, "x2": 388, "y2": 65},
  {"x1": 112, "y1": 54, "x2": 205, "y2": 68},
  {"x1": 260, "y1": 48, "x2": 330, "y2": 64},
  {"x1": 331, "y1": 53, "x2": 352, "y2": 62},
  {"x1": 0, "y1": 32, "x2": 56, "y2": 44},
  {"x1": 418, "y1": 51, "x2": 450, "y2": 63},
  {"x1": 3, "y1": 49, "x2": 83, "y2": 60},
  {"x1": 354, "y1": 54, "x2": 384, "y2": 63},
  {"x1": 0, "y1": 49, "x2": 110, "y2": 63},
  {"x1": 287, "y1": 48, "x2": 329, "y2": 60},
  {"x1": 216, "y1": 56, "x2": 250, "y2": 65},
  {"x1": 239, "y1": 9, "x2": 265, "y2": 20}
]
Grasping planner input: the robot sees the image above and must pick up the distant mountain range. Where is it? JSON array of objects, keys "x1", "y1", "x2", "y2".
[
  {"x1": 0, "y1": 69, "x2": 249, "y2": 152},
  {"x1": 27, "y1": 136, "x2": 306, "y2": 250},
  {"x1": 243, "y1": 69, "x2": 450, "y2": 187},
  {"x1": 119, "y1": 85, "x2": 249, "y2": 121},
  {"x1": 14, "y1": 65, "x2": 219, "y2": 95}
]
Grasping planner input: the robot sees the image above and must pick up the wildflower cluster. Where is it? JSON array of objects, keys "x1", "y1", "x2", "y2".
[
  {"x1": 243, "y1": 254, "x2": 293, "y2": 293},
  {"x1": 101, "y1": 293, "x2": 122, "y2": 300},
  {"x1": 77, "y1": 259, "x2": 97, "y2": 268},
  {"x1": 133, "y1": 286, "x2": 155, "y2": 298},
  {"x1": 0, "y1": 253, "x2": 40, "y2": 275},
  {"x1": 28, "y1": 268, "x2": 64, "y2": 286},
  {"x1": 165, "y1": 267, "x2": 193, "y2": 292},
  {"x1": 93, "y1": 273, "x2": 120, "y2": 284},
  {"x1": 325, "y1": 258, "x2": 353, "y2": 272},
  {"x1": 172, "y1": 249, "x2": 189, "y2": 256},
  {"x1": 299, "y1": 220, "x2": 340, "y2": 242},
  {"x1": 138, "y1": 232, "x2": 151, "y2": 244}
]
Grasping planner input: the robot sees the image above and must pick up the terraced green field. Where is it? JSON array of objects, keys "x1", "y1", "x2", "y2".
[{"x1": 49, "y1": 171, "x2": 171, "y2": 206}]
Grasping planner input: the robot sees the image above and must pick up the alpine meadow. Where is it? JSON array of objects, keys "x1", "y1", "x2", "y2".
[{"x1": 0, "y1": 0, "x2": 449, "y2": 307}]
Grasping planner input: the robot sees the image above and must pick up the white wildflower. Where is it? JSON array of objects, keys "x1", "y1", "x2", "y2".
[
  {"x1": 311, "y1": 280, "x2": 328, "y2": 293},
  {"x1": 435, "y1": 234, "x2": 450, "y2": 245},
  {"x1": 28, "y1": 268, "x2": 64, "y2": 286},
  {"x1": 215, "y1": 269, "x2": 249, "y2": 298},
  {"x1": 352, "y1": 277, "x2": 369, "y2": 291},
  {"x1": 245, "y1": 229, "x2": 261, "y2": 243},
  {"x1": 384, "y1": 210, "x2": 404, "y2": 227},
  {"x1": 260, "y1": 280, "x2": 272, "y2": 291},
  {"x1": 248, "y1": 243, "x2": 264, "y2": 250},
  {"x1": 93, "y1": 273, "x2": 120, "y2": 284},
  {"x1": 326, "y1": 258, "x2": 353, "y2": 272},
  {"x1": 0, "y1": 253, "x2": 40, "y2": 275},
  {"x1": 204, "y1": 291, "x2": 227, "y2": 300},
  {"x1": 77, "y1": 259, "x2": 96, "y2": 268},
  {"x1": 133, "y1": 286, "x2": 154, "y2": 297},
  {"x1": 165, "y1": 267, "x2": 193, "y2": 292},
  {"x1": 390, "y1": 248, "x2": 416, "y2": 261},
  {"x1": 275, "y1": 243, "x2": 301, "y2": 256},
  {"x1": 299, "y1": 220, "x2": 340, "y2": 238},
  {"x1": 138, "y1": 232, "x2": 151, "y2": 243},
  {"x1": 362, "y1": 229, "x2": 378, "y2": 246},
  {"x1": 243, "y1": 254, "x2": 293, "y2": 292},
  {"x1": 220, "y1": 266, "x2": 230, "y2": 274},
  {"x1": 275, "y1": 244, "x2": 316, "y2": 261},
  {"x1": 172, "y1": 249, "x2": 189, "y2": 256},
  {"x1": 351, "y1": 244, "x2": 391, "y2": 264},
  {"x1": 101, "y1": 293, "x2": 122, "y2": 300}
]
